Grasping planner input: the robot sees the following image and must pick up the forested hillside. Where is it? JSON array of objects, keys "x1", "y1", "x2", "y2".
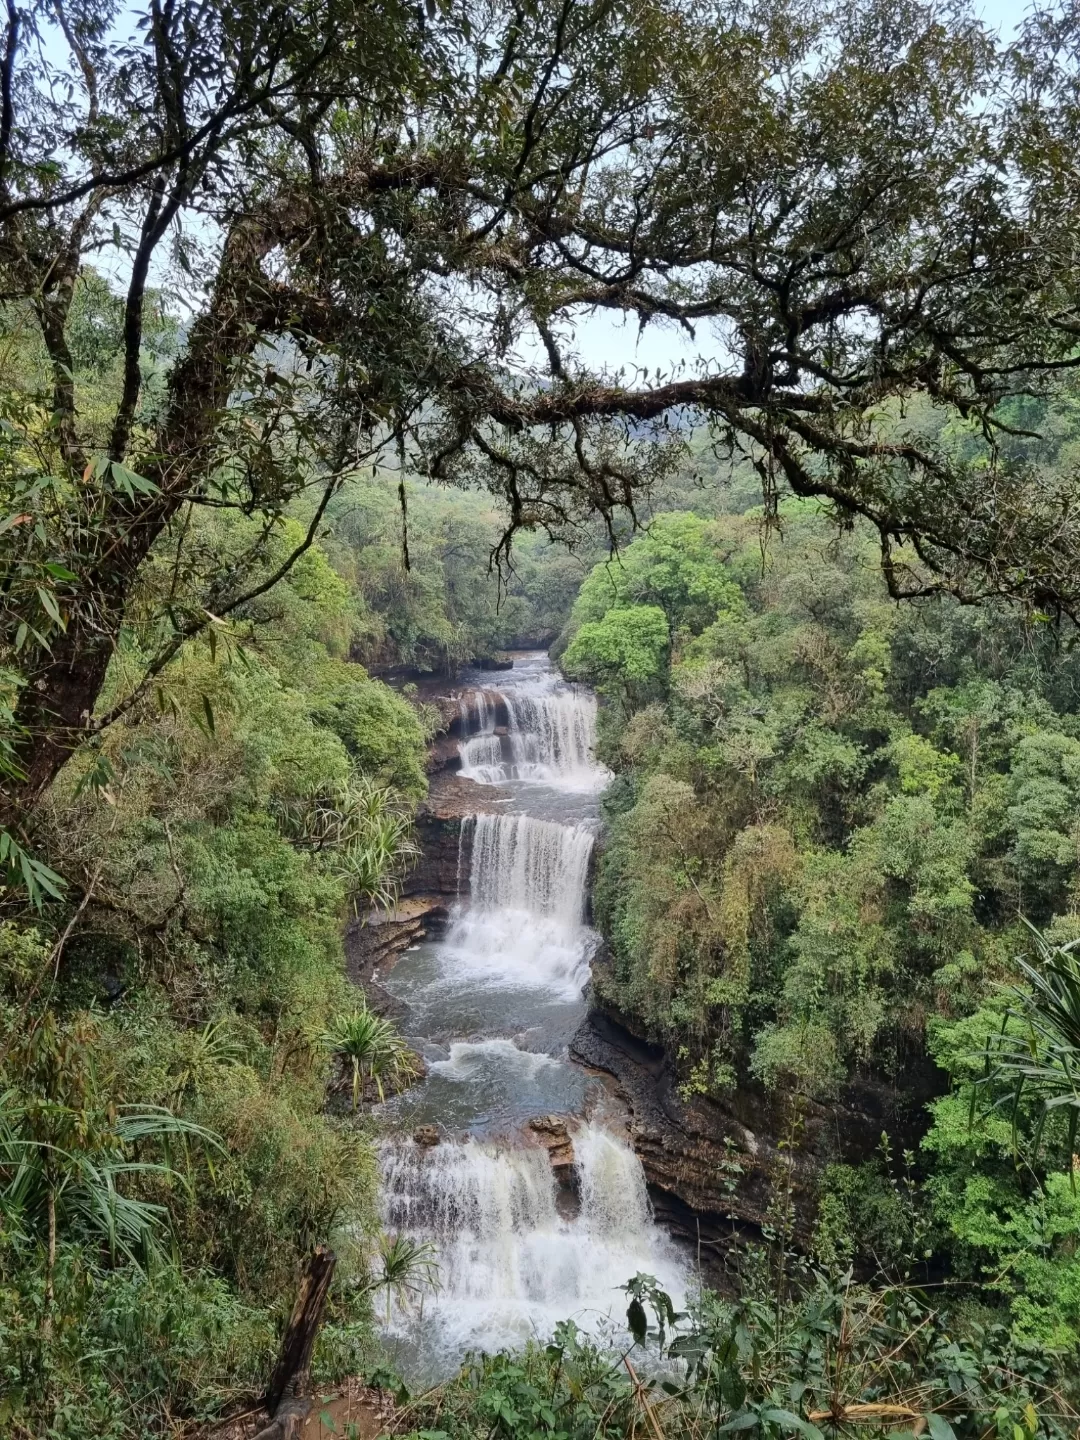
[
  {"x1": 4, "y1": 0, "x2": 1080, "y2": 1433},
  {"x1": 562, "y1": 393, "x2": 1080, "y2": 1354}
]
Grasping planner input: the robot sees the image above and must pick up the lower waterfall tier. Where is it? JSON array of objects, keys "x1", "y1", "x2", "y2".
[{"x1": 378, "y1": 1125, "x2": 687, "y2": 1378}]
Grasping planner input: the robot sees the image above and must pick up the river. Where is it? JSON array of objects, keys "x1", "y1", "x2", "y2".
[{"x1": 374, "y1": 653, "x2": 687, "y2": 1379}]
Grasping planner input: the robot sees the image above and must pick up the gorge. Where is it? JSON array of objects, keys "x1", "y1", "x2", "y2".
[{"x1": 368, "y1": 655, "x2": 686, "y2": 1378}]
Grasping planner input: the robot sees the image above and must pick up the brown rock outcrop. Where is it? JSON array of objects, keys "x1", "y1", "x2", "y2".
[
  {"x1": 527, "y1": 1114, "x2": 575, "y2": 1171},
  {"x1": 572, "y1": 992, "x2": 944, "y2": 1268}
]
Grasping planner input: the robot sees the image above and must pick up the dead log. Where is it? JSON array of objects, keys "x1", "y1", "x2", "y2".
[
  {"x1": 252, "y1": 1245, "x2": 337, "y2": 1440},
  {"x1": 251, "y1": 1393, "x2": 311, "y2": 1440}
]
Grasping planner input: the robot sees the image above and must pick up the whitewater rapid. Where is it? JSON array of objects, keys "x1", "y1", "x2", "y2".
[{"x1": 376, "y1": 654, "x2": 685, "y2": 1377}]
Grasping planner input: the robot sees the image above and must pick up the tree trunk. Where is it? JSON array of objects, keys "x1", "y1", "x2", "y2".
[
  {"x1": 253, "y1": 1245, "x2": 337, "y2": 1440},
  {"x1": 251, "y1": 1394, "x2": 313, "y2": 1440},
  {"x1": 42, "y1": 1185, "x2": 56, "y2": 1341},
  {"x1": 1, "y1": 209, "x2": 307, "y2": 832}
]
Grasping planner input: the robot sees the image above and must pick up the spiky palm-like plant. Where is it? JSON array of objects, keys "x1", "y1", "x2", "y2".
[
  {"x1": 276, "y1": 778, "x2": 419, "y2": 916},
  {"x1": 978, "y1": 923, "x2": 1080, "y2": 1164},
  {"x1": 368, "y1": 1232, "x2": 440, "y2": 1321},
  {"x1": 0, "y1": 1014, "x2": 222, "y2": 1335},
  {"x1": 320, "y1": 1006, "x2": 417, "y2": 1113}
]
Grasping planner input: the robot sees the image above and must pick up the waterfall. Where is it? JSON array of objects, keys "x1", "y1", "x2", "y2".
[
  {"x1": 503, "y1": 689, "x2": 600, "y2": 786},
  {"x1": 378, "y1": 1125, "x2": 687, "y2": 1372},
  {"x1": 377, "y1": 655, "x2": 686, "y2": 1380},
  {"x1": 468, "y1": 812, "x2": 593, "y2": 924},
  {"x1": 457, "y1": 668, "x2": 607, "y2": 792},
  {"x1": 445, "y1": 813, "x2": 595, "y2": 997},
  {"x1": 458, "y1": 733, "x2": 504, "y2": 783},
  {"x1": 458, "y1": 690, "x2": 507, "y2": 784}
]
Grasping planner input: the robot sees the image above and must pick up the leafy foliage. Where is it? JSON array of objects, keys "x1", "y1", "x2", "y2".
[
  {"x1": 321, "y1": 1004, "x2": 420, "y2": 1113},
  {"x1": 0, "y1": 441, "x2": 457, "y2": 1431},
  {"x1": 570, "y1": 476, "x2": 1080, "y2": 1352},
  {"x1": 976, "y1": 927, "x2": 1080, "y2": 1164},
  {"x1": 392, "y1": 1268, "x2": 1077, "y2": 1440}
]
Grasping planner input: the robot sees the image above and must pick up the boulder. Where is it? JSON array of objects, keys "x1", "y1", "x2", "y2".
[{"x1": 527, "y1": 1114, "x2": 575, "y2": 1171}]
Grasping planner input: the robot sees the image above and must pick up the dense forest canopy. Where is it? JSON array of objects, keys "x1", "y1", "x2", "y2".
[{"x1": 4, "y1": 0, "x2": 1080, "y2": 1434}]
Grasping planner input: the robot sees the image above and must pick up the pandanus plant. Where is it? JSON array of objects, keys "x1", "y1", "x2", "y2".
[
  {"x1": 368, "y1": 1232, "x2": 440, "y2": 1322},
  {"x1": 977, "y1": 922, "x2": 1080, "y2": 1164},
  {"x1": 0, "y1": 1014, "x2": 221, "y2": 1337},
  {"x1": 320, "y1": 1005, "x2": 417, "y2": 1113},
  {"x1": 276, "y1": 778, "x2": 419, "y2": 917}
]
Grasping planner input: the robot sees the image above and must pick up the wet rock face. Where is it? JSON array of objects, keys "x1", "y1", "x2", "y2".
[
  {"x1": 406, "y1": 809, "x2": 467, "y2": 900},
  {"x1": 525, "y1": 1115, "x2": 579, "y2": 1219},
  {"x1": 572, "y1": 993, "x2": 944, "y2": 1264},
  {"x1": 527, "y1": 1114, "x2": 575, "y2": 1171}
]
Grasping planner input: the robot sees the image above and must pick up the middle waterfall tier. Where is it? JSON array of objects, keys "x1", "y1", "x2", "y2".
[
  {"x1": 446, "y1": 812, "x2": 595, "y2": 998},
  {"x1": 465, "y1": 812, "x2": 594, "y2": 923}
]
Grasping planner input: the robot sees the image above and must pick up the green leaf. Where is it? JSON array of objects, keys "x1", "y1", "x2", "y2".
[
  {"x1": 926, "y1": 1415, "x2": 957, "y2": 1440},
  {"x1": 761, "y1": 1409, "x2": 824, "y2": 1440},
  {"x1": 1, "y1": 830, "x2": 66, "y2": 908},
  {"x1": 36, "y1": 586, "x2": 64, "y2": 627},
  {"x1": 110, "y1": 461, "x2": 160, "y2": 496},
  {"x1": 717, "y1": 1414, "x2": 760, "y2": 1434}
]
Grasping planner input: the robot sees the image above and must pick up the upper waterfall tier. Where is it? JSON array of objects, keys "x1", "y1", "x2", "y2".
[{"x1": 457, "y1": 655, "x2": 608, "y2": 793}]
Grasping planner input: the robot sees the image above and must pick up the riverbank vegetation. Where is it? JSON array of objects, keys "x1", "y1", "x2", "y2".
[
  {"x1": 4, "y1": 0, "x2": 1080, "y2": 1431},
  {"x1": 395, "y1": 1267, "x2": 1077, "y2": 1440},
  {"x1": 0, "y1": 478, "x2": 430, "y2": 1432},
  {"x1": 560, "y1": 389, "x2": 1080, "y2": 1379}
]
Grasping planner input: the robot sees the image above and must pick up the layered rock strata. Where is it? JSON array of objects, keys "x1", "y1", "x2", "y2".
[{"x1": 571, "y1": 985, "x2": 942, "y2": 1266}]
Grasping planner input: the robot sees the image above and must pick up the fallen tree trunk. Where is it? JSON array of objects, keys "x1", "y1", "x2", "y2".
[{"x1": 253, "y1": 1246, "x2": 337, "y2": 1440}]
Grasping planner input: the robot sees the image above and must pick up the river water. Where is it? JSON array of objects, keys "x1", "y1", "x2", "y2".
[{"x1": 375, "y1": 654, "x2": 687, "y2": 1378}]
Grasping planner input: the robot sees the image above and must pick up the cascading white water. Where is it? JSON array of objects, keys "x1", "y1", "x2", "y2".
[
  {"x1": 503, "y1": 689, "x2": 600, "y2": 787},
  {"x1": 443, "y1": 813, "x2": 595, "y2": 998},
  {"x1": 378, "y1": 654, "x2": 686, "y2": 1377},
  {"x1": 379, "y1": 1124, "x2": 686, "y2": 1372},
  {"x1": 468, "y1": 812, "x2": 593, "y2": 923},
  {"x1": 458, "y1": 691, "x2": 505, "y2": 782},
  {"x1": 457, "y1": 665, "x2": 607, "y2": 792}
]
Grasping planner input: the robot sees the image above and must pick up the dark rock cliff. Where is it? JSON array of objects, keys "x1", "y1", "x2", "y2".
[{"x1": 572, "y1": 970, "x2": 944, "y2": 1263}]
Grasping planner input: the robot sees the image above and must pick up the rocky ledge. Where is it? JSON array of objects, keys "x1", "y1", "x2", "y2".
[
  {"x1": 571, "y1": 990, "x2": 943, "y2": 1268},
  {"x1": 526, "y1": 1113, "x2": 576, "y2": 1173}
]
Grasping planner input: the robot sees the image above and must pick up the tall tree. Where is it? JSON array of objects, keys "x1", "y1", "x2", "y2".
[{"x1": 2, "y1": 0, "x2": 1079, "y2": 829}]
